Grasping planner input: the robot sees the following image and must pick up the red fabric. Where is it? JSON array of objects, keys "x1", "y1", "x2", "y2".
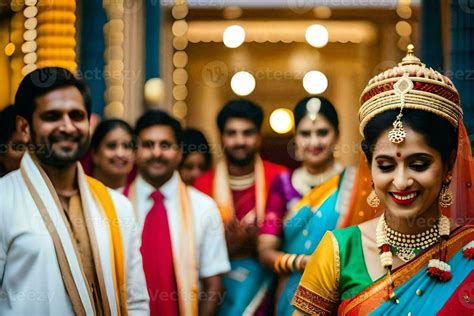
[
  {"x1": 231, "y1": 185, "x2": 256, "y2": 221},
  {"x1": 437, "y1": 270, "x2": 474, "y2": 315},
  {"x1": 193, "y1": 159, "x2": 287, "y2": 198},
  {"x1": 140, "y1": 190, "x2": 179, "y2": 316}
]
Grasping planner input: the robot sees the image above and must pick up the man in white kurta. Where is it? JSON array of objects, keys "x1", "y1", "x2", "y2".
[
  {"x1": 0, "y1": 67, "x2": 149, "y2": 315},
  {"x1": 0, "y1": 154, "x2": 149, "y2": 315}
]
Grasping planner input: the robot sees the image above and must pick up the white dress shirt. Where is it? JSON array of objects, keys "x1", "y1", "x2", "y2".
[{"x1": 135, "y1": 171, "x2": 230, "y2": 278}]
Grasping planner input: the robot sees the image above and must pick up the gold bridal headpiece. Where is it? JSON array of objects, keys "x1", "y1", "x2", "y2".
[{"x1": 359, "y1": 44, "x2": 462, "y2": 143}]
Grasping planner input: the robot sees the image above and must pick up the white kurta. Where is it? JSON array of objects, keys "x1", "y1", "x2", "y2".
[
  {"x1": 0, "y1": 153, "x2": 149, "y2": 315},
  {"x1": 134, "y1": 172, "x2": 231, "y2": 279}
]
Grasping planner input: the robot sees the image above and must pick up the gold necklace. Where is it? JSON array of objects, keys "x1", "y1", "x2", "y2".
[{"x1": 384, "y1": 219, "x2": 439, "y2": 262}]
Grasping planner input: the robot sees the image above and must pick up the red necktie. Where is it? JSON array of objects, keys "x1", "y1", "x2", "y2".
[{"x1": 140, "y1": 190, "x2": 179, "y2": 316}]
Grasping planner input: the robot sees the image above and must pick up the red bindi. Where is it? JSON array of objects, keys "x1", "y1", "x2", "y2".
[{"x1": 396, "y1": 152, "x2": 401, "y2": 157}]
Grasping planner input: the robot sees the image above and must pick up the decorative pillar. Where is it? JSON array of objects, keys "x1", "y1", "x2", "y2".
[
  {"x1": 420, "y1": 0, "x2": 443, "y2": 70},
  {"x1": 79, "y1": 0, "x2": 107, "y2": 116},
  {"x1": 146, "y1": 0, "x2": 160, "y2": 80},
  {"x1": 170, "y1": 0, "x2": 189, "y2": 121},
  {"x1": 1, "y1": 2, "x2": 25, "y2": 107},
  {"x1": 450, "y1": 1, "x2": 474, "y2": 143},
  {"x1": 36, "y1": 0, "x2": 77, "y2": 73},
  {"x1": 102, "y1": 0, "x2": 125, "y2": 118}
]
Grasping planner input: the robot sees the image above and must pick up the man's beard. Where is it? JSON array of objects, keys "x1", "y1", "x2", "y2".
[
  {"x1": 224, "y1": 146, "x2": 257, "y2": 167},
  {"x1": 31, "y1": 129, "x2": 89, "y2": 168}
]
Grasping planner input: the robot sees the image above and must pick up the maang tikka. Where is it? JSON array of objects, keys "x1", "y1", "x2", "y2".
[
  {"x1": 306, "y1": 98, "x2": 321, "y2": 123},
  {"x1": 388, "y1": 73, "x2": 414, "y2": 144}
]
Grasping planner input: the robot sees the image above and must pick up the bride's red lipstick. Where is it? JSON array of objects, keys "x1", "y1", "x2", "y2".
[{"x1": 390, "y1": 191, "x2": 419, "y2": 205}]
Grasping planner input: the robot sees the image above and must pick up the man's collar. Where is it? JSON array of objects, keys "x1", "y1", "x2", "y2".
[{"x1": 137, "y1": 171, "x2": 180, "y2": 200}]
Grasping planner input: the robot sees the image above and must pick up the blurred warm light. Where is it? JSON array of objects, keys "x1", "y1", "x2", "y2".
[
  {"x1": 104, "y1": 101, "x2": 124, "y2": 118},
  {"x1": 223, "y1": 25, "x2": 245, "y2": 48},
  {"x1": 4, "y1": 42, "x2": 16, "y2": 56},
  {"x1": 398, "y1": 36, "x2": 411, "y2": 51},
  {"x1": 223, "y1": 6, "x2": 243, "y2": 20},
  {"x1": 173, "y1": 36, "x2": 188, "y2": 50},
  {"x1": 23, "y1": 29, "x2": 37, "y2": 41},
  {"x1": 396, "y1": 21, "x2": 412, "y2": 37},
  {"x1": 173, "y1": 68, "x2": 188, "y2": 85},
  {"x1": 23, "y1": 5, "x2": 38, "y2": 18},
  {"x1": 396, "y1": 6, "x2": 412, "y2": 19},
  {"x1": 305, "y1": 24, "x2": 328, "y2": 48},
  {"x1": 303, "y1": 71, "x2": 328, "y2": 94},
  {"x1": 10, "y1": 1, "x2": 24, "y2": 12},
  {"x1": 313, "y1": 6, "x2": 331, "y2": 19},
  {"x1": 173, "y1": 51, "x2": 188, "y2": 67},
  {"x1": 24, "y1": 52, "x2": 37, "y2": 64},
  {"x1": 172, "y1": 4, "x2": 188, "y2": 20},
  {"x1": 172, "y1": 20, "x2": 188, "y2": 37},
  {"x1": 270, "y1": 108, "x2": 294, "y2": 134},
  {"x1": 173, "y1": 101, "x2": 188, "y2": 119},
  {"x1": 231, "y1": 71, "x2": 256, "y2": 96},
  {"x1": 24, "y1": 17, "x2": 37, "y2": 30},
  {"x1": 144, "y1": 78, "x2": 164, "y2": 106},
  {"x1": 399, "y1": 0, "x2": 411, "y2": 5},
  {"x1": 173, "y1": 85, "x2": 188, "y2": 101},
  {"x1": 21, "y1": 64, "x2": 37, "y2": 76}
]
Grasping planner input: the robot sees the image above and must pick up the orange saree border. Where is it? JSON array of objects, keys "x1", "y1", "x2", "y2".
[
  {"x1": 339, "y1": 225, "x2": 474, "y2": 316},
  {"x1": 293, "y1": 285, "x2": 337, "y2": 315}
]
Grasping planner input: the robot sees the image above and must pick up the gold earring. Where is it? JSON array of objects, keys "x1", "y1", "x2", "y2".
[
  {"x1": 367, "y1": 189, "x2": 380, "y2": 208},
  {"x1": 439, "y1": 184, "x2": 453, "y2": 208}
]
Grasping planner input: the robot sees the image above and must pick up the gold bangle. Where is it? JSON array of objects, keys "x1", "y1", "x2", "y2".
[
  {"x1": 280, "y1": 254, "x2": 291, "y2": 273},
  {"x1": 286, "y1": 254, "x2": 297, "y2": 272},
  {"x1": 295, "y1": 255, "x2": 304, "y2": 271},
  {"x1": 273, "y1": 254, "x2": 284, "y2": 274}
]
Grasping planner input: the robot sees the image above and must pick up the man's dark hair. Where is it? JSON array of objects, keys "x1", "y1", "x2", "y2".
[
  {"x1": 15, "y1": 67, "x2": 92, "y2": 123},
  {"x1": 0, "y1": 105, "x2": 18, "y2": 147},
  {"x1": 181, "y1": 128, "x2": 212, "y2": 170},
  {"x1": 216, "y1": 99, "x2": 264, "y2": 133},
  {"x1": 135, "y1": 110, "x2": 183, "y2": 145}
]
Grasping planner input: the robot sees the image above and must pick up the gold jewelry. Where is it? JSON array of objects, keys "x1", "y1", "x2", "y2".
[
  {"x1": 292, "y1": 163, "x2": 344, "y2": 196},
  {"x1": 439, "y1": 184, "x2": 453, "y2": 208},
  {"x1": 296, "y1": 255, "x2": 307, "y2": 271},
  {"x1": 359, "y1": 44, "x2": 462, "y2": 136},
  {"x1": 229, "y1": 172, "x2": 255, "y2": 190},
  {"x1": 384, "y1": 217, "x2": 439, "y2": 262},
  {"x1": 280, "y1": 254, "x2": 291, "y2": 273},
  {"x1": 388, "y1": 73, "x2": 413, "y2": 144},
  {"x1": 286, "y1": 254, "x2": 297, "y2": 272},
  {"x1": 367, "y1": 189, "x2": 380, "y2": 208},
  {"x1": 306, "y1": 98, "x2": 321, "y2": 122},
  {"x1": 274, "y1": 254, "x2": 284, "y2": 274}
]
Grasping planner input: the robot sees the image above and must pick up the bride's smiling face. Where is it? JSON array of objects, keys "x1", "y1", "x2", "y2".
[{"x1": 371, "y1": 127, "x2": 448, "y2": 221}]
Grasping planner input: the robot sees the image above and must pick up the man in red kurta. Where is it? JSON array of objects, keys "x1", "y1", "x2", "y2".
[{"x1": 194, "y1": 99, "x2": 286, "y2": 315}]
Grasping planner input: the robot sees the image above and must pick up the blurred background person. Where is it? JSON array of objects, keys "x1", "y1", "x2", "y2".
[
  {"x1": 0, "y1": 105, "x2": 28, "y2": 177},
  {"x1": 258, "y1": 96, "x2": 357, "y2": 315},
  {"x1": 179, "y1": 128, "x2": 212, "y2": 185},
  {"x1": 90, "y1": 119, "x2": 135, "y2": 190},
  {"x1": 194, "y1": 99, "x2": 287, "y2": 316},
  {"x1": 125, "y1": 110, "x2": 230, "y2": 315}
]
